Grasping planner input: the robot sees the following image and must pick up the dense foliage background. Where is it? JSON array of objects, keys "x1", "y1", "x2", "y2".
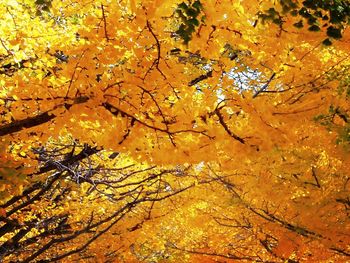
[{"x1": 0, "y1": 0, "x2": 350, "y2": 262}]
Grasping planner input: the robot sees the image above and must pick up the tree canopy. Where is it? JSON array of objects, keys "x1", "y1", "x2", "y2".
[{"x1": 1, "y1": 0, "x2": 350, "y2": 262}]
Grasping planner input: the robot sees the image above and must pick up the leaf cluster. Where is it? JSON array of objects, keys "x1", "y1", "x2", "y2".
[
  {"x1": 35, "y1": 0, "x2": 52, "y2": 16},
  {"x1": 175, "y1": 1, "x2": 205, "y2": 44},
  {"x1": 259, "y1": 0, "x2": 350, "y2": 45},
  {"x1": 314, "y1": 105, "x2": 350, "y2": 147}
]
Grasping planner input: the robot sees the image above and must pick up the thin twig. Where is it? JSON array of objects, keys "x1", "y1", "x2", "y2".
[
  {"x1": 101, "y1": 4, "x2": 109, "y2": 41},
  {"x1": 145, "y1": 20, "x2": 166, "y2": 79},
  {"x1": 252, "y1": 72, "x2": 276, "y2": 98}
]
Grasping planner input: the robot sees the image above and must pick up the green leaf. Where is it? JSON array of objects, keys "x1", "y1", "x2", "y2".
[
  {"x1": 327, "y1": 26, "x2": 342, "y2": 39},
  {"x1": 329, "y1": 9, "x2": 345, "y2": 24},
  {"x1": 42, "y1": 6, "x2": 50, "y2": 12},
  {"x1": 178, "y1": 2, "x2": 188, "y2": 10},
  {"x1": 274, "y1": 18, "x2": 283, "y2": 25},
  {"x1": 177, "y1": 24, "x2": 186, "y2": 35},
  {"x1": 267, "y1": 8, "x2": 278, "y2": 15},
  {"x1": 187, "y1": 23, "x2": 195, "y2": 33},
  {"x1": 307, "y1": 16, "x2": 317, "y2": 25},
  {"x1": 299, "y1": 7, "x2": 311, "y2": 18},
  {"x1": 188, "y1": 18, "x2": 199, "y2": 26},
  {"x1": 293, "y1": 20, "x2": 303, "y2": 28},
  {"x1": 308, "y1": 25, "x2": 320, "y2": 31},
  {"x1": 346, "y1": 87, "x2": 350, "y2": 98},
  {"x1": 192, "y1": 0, "x2": 203, "y2": 12},
  {"x1": 302, "y1": 0, "x2": 317, "y2": 10},
  {"x1": 185, "y1": 7, "x2": 199, "y2": 17},
  {"x1": 290, "y1": 10, "x2": 298, "y2": 16},
  {"x1": 314, "y1": 11, "x2": 323, "y2": 18},
  {"x1": 322, "y1": 38, "x2": 332, "y2": 46}
]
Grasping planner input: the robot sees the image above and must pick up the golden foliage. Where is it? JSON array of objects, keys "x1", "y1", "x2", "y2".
[{"x1": 1, "y1": 0, "x2": 350, "y2": 262}]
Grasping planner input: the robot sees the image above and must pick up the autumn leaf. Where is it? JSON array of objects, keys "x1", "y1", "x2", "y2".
[{"x1": 1, "y1": 0, "x2": 350, "y2": 262}]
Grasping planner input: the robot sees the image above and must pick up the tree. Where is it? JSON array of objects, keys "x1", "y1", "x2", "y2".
[
  {"x1": 1, "y1": 0, "x2": 350, "y2": 262},
  {"x1": 1, "y1": 138, "x2": 196, "y2": 262}
]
